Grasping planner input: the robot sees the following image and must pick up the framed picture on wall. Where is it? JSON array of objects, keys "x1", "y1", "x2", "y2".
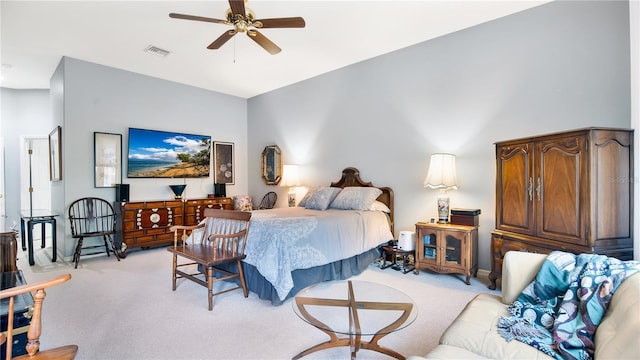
[
  {"x1": 213, "y1": 141, "x2": 234, "y2": 185},
  {"x1": 48, "y1": 126, "x2": 62, "y2": 181},
  {"x1": 94, "y1": 132, "x2": 122, "y2": 187}
]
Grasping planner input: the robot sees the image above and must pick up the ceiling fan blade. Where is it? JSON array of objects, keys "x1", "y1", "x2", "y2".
[
  {"x1": 207, "y1": 30, "x2": 237, "y2": 49},
  {"x1": 169, "y1": 13, "x2": 226, "y2": 24},
  {"x1": 228, "y1": 0, "x2": 246, "y2": 17},
  {"x1": 247, "y1": 30, "x2": 281, "y2": 55},
  {"x1": 255, "y1": 17, "x2": 306, "y2": 28}
]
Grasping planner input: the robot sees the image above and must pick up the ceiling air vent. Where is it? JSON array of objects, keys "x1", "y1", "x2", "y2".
[{"x1": 144, "y1": 45, "x2": 170, "y2": 57}]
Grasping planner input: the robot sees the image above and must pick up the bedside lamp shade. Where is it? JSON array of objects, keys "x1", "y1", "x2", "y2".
[
  {"x1": 424, "y1": 153, "x2": 458, "y2": 190},
  {"x1": 281, "y1": 164, "x2": 300, "y2": 207},
  {"x1": 424, "y1": 153, "x2": 457, "y2": 223}
]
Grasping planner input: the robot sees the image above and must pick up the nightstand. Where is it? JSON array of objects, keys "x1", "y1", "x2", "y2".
[{"x1": 415, "y1": 222, "x2": 478, "y2": 285}]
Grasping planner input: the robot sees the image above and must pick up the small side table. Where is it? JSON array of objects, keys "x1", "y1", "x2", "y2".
[
  {"x1": 19, "y1": 210, "x2": 59, "y2": 266},
  {"x1": 380, "y1": 246, "x2": 415, "y2": 274}
]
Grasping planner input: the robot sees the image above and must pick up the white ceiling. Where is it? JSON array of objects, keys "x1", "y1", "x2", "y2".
[{"x1": 1, "y1": 0, "x2": 549, "y2": 99}]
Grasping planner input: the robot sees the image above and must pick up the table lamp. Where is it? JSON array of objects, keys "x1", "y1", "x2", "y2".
[
  {"x1": 281, "y1": 164, "x2": 301, "y2": 207},
  {"x1": 424, "y1": 153, "x2": 458, "y2": 223}
]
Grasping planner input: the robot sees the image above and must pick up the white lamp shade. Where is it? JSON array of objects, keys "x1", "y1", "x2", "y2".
[
  {"x1": 281, "y1": 164, "x2": 301, "y2": 187},
  {"x1": 424, "y1": 153, "x2": 458, "y2": 190}
]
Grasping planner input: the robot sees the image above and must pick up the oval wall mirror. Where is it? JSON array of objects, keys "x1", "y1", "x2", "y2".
[{"x1": 262, "y1": 145, "x2": 282, "y2": 185}]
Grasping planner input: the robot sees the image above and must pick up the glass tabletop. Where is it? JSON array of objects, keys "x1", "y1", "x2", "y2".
[
  {"x1": 293, "y1": 280, "x2": 418, "y2": 336},
  {"x1": 19, "y1": 209, "x2": 59, "y2": 219}
]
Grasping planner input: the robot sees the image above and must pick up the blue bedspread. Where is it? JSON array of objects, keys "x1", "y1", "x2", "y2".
[{"x1": 497, "y1": 251, "x2": 640, "y2": 360}]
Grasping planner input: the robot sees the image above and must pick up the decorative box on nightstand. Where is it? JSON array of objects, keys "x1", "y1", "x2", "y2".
[{"x1": 414, "y1": 222, "x2": 478, "y2": 285}]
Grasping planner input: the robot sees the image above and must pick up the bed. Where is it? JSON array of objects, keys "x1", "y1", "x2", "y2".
[{"x1": 203, "y1": 167, "x2": 395, "y2": 305}]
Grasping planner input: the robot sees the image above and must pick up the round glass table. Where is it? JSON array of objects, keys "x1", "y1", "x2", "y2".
[{"x1": 292, "y1": 280, "x2": 418, "y2": 360}]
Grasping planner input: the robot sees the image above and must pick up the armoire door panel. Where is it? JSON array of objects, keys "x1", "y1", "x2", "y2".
[
  {"x1": 496, "y1": 143, "x2": 534, "y2": 234},
  {"x1": 536, "y1": 136, "x2": 587, "y2": 244},
  {"x1": 593, "y1": 135, "x2": 633, "y2": 240}
]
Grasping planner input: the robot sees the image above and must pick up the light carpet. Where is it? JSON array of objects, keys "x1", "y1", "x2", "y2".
[{"x1": 16, "y1": 243, "x2": 499, "y2": 360}]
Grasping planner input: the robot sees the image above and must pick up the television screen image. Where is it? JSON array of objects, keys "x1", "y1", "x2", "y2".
[{"x1": 127, "y1": 128, "x2": 211, "y2": 178}]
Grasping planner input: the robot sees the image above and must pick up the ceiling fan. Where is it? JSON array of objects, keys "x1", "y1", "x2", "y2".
[{"x1": 169, "y1": 0, "x2": 305, "y2": 55}]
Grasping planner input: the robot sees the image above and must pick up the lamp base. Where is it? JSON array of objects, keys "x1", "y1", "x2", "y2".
[
  {"x1": 288, "y1": 192, "x2": 296, "y2": 207},
  {"x1": 437, "y1": 192, "x2": 450, "y2": 224}
]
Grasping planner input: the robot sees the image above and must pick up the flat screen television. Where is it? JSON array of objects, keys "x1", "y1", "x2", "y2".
[{"x1": 127, "y1": 127, "x2": 211, "y2": 178}]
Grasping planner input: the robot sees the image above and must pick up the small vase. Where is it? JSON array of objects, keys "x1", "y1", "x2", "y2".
[{"x1": 169, "y1": 185, "x2": 187, "y2": 200}]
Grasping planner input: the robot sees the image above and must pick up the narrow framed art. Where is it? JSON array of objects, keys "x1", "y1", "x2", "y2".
[
  {"x1": 48, "y1": 126, "x2": 62, "y2": 181},
  {"x1": 94, "y1": 132, "x2": 122, "y2": 187},
  {"x1": 213, "y1": 141, "x2": 234, "y2": 184}
]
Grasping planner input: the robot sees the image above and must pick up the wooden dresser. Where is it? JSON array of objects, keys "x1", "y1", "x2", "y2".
[
  {"x1": 114, "y1": 197, "x2": 233, "y2": 257},
  {"x1": 489, "y1": 128, "x2": 634, "y2": 289}
]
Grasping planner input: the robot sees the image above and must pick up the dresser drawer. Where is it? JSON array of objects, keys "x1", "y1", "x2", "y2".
[{"x1": 500, "y1": 239, "x2": 551, "y2": 256}]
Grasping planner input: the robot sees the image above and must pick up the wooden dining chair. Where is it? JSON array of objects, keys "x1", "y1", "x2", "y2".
[
  {"x1": 68, "y1": 197, "x2": 121, "y2": 269},
  {"x1": 0, "y1": 274, "x2": 78, "y2": 360},
  {"x1": 167, "y1": 208, "x2": 252, "y2": 310}
]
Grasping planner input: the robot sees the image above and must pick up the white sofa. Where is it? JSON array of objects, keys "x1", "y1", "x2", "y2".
[{"x1": 409, "y1": 251, "x2": 640, "y2": 359}]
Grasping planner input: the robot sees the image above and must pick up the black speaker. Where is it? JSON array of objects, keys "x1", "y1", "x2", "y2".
[
  {"x1": 214, "y1": 183, "x2": 226, "y2": 198},
  {"x1": 115, "y1": 184, "x2": 130, "y2": 202}
]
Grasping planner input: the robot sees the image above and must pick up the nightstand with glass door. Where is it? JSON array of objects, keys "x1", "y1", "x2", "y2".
[{"x1": 414, "y1": 222, "x2": 478, "y2": 285}]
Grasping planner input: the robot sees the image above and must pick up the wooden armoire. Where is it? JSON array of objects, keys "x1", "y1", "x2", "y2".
[{"x1": 489, "y1": 127, "x2": 634, "y2": 289}]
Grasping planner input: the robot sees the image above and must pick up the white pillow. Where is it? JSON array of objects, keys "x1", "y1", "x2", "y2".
[
  {"x1": 330, "y1": 187, "x2": 382, "y2": 210},
  {"x1": 304, "y1": 187, "x2": 342, "y2": 210},
  {"x1": 368, "y1": 200, "x2": 391, "y2": 213}
]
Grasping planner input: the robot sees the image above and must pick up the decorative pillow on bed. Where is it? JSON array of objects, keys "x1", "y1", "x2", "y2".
[
  {"x1": 304, "y1": 187, "x2": 342, "y2": 210},
  {"x1": 330, "y1": 187, "x2": 383, "y2": 210},
  {"x1": 297, "y1": 187, "x2": 318, "y2": 207},
  {"x1": 368, "y1": 200, "x2": 391, "y2": 213},
  {"x1": 233, "y1": 195, "x2": 253, "y2": 211}
]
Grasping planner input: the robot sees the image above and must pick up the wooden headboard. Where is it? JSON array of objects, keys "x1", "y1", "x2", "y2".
[{"x1": 330, "y1": 167, "x2": 395, "y2": 234}]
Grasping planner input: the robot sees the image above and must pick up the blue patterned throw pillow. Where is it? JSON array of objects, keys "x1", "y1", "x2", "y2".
[
  {"x1": 304, "y1": 187, "x2": 341, "y2": 210},
  {"x1": 330, "y1": 187, "x2": 382, "y2": 210}
]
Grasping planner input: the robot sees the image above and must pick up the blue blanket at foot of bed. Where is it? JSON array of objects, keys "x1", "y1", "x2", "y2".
[{"x1": 497, "y1": 251, "x2": 640, "y2": 360}]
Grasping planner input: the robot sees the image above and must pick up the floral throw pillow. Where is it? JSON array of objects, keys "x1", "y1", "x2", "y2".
[{"x1": 233, "y1": 195, "x2": 253, "y2": 211}]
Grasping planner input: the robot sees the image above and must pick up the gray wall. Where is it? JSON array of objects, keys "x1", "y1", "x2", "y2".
[{"x1": 247, "y1": 0, "x2": 633, "y2": 271}]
